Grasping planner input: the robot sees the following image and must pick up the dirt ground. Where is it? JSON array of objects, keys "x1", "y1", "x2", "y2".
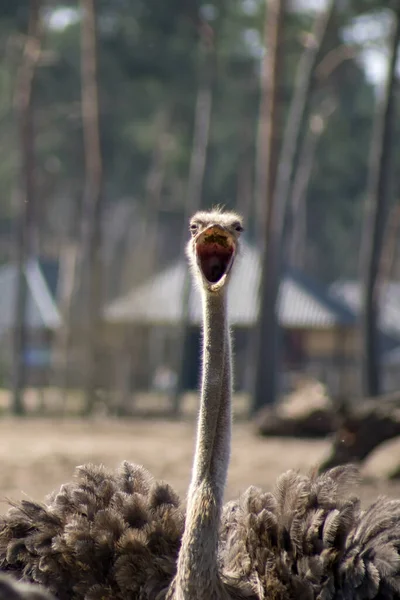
[{"x1": 1, "y1": 416, "x2": 400, "y2": 513}]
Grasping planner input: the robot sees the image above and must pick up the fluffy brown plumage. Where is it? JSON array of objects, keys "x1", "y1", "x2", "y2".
[
  {"x1": 0, "y1": 462, "x2": 183, "y2": 600},
  {"x1": 1, "y1": 462, "x2": 400, "y2": 599},
  {"x1": 220, "y1": 465, "x2": 400, "y2": 599}
]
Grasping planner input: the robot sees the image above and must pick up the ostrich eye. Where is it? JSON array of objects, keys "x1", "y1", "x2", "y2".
[
  {"x1": 233, "y1": 222, "x2": 244, "y2": 233},
  {"x1": 190, "y1": 223, "x2": 198, "y2": 235}
]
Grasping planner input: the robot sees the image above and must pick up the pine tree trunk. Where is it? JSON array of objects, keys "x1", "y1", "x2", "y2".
[
  {"x1": 139, "y1": 107, "x2": 171, "y2": 279},
  {"x1": 115, "y1": 109, "x2": 171, "y2": 415},
  {"x1": 252, "y1": 0, "x2": 336, "y2": 413},
  {"x1": 12, "y1": 0, "x2": 41, "y2": 416},
  {"x1": 360, "y1": 6, "x2": 400, "y2": 397},
  {"x1": 289, "y1": 99, "x2": 336, "y2": 270},
  {"x1": 236, "y1": 144, "x2": 253, "y2": 227},
  {"x1": 172, "y1": 26, "x2": 214, "y2": 413},
  {"x1": 254, "y1": 0, "x2": 285, "y2": 247},
  {"x1": 379, "y1": 200, "x2": 400, "y2": 286},
  {"x1": 251, "y1": 0, "x2": 286, "y2": 412},
  {"x1": 80, "y1": 0, "x2": 103, "y2": 415},
  {"x1": 52, "y1": 241, "x2": 78, "y2": 411}
]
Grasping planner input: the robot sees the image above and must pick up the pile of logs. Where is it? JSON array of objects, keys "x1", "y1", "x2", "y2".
[
  {"x1": 320, "y1": 392, "x2": 400, "y2": 472},
  {"x1": 255, "y1": 378, "x2": 400, "y2": 474},
  {"x1": 255, "y1": 377, "x2": 336, "y2": 438}
]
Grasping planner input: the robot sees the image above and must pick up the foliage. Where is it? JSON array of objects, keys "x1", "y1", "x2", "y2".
[{"x1": 0, "y1": 0, "x2": 396, "y2": 282}]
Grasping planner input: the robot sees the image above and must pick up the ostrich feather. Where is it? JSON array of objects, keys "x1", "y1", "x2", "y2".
[
  {"x1": 0, "y1": 461, "x2": 184, "y2": 600},
  {"x1": 3, "y1": 462, "x2": 400, "y2": 599}
]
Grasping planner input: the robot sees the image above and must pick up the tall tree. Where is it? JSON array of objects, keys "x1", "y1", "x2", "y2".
[
  {"x1": 378, "y1": 199, "x2": 400, "y2": 286},
  {"x1": 12, "y1": 0, "x2": 41, "y2": 415},
  {"x1": 250, "y1": 0, "x2": 286, "y2": 412},
  {"x1": 52, "y1": 240, "x2": 78, "y2": 411},
  {"x1": 172, "y1": 21, "x2": 215, "y2": 413},
  {"x1": 360, "y1": 5, "x2": 400, "y2": 397},
  {"x1": 252, "y1": 0, "x2": 337, "y2": 412},
  {"x1": 289, "y1": 99, "x2": 336, "y2": 270},
  {"x1": 80, "y1": 0, "x2": 103, "y2": 414},
  {"x1": 139, "y1": 107, "x2": 172, "y2": 279},
  {"x1": 253, "y1": 0, "x2": 285, "y2": 246}
]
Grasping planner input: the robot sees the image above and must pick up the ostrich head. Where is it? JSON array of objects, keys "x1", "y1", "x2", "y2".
[{"x1": 187, "y1": 209, "x2": 244, "y2": 293}]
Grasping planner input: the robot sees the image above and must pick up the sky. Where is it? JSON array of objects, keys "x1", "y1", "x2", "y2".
[
  {"x1": 46, "y1": 3, "x2": 392, "y2": 86},
  {"x1": 342, "y1": 10, "x2": 393, "y2": 86},
  {"x1": 293, "y1": 0, "x2": 392, "y2": 86},
  {"x1": 46, "y1": 6, "x2": 79, "y2": 29}
]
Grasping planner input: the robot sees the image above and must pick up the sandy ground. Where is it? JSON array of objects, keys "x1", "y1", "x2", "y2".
[{"x1": 1, "y1": 416, "x2": 400, "y2": 513}]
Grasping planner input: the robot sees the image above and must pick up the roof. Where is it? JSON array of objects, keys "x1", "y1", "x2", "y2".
[
  {"x1": 331, "y1": 281, "x2": 400, "y2": 340},
  {"x1": 39, "y1": 260, "x2": 60, "y2": 299},
  {"x1": 105, "y1": 243, "x2": 355, "y2": 328},
  {"x1": 383, "y1": 345, "x2": 400, "y2": 365},
  {"x1": 0, "y1": 259, "x2": 61, "y2": 336}
]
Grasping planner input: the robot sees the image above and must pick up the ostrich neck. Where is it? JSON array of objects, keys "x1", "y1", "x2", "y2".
[{"x1": 175, "y1": 288, "x2": 232, "y2": 599}]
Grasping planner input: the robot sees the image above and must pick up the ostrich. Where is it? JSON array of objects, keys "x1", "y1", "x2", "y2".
[{"x1": 1, "y1": 209, "x2": 400, "y2": 600}]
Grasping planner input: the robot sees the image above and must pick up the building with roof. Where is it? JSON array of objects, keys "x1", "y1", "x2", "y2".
[
  {"x1": 330, "y1": 280, "x2": 400, "y2": 392},
  {"x1": 331, "y1": 280, "x2": 400, "y2": 342},
  {"x1": 105, "y1": 244, "x2": 364, "y2": 395},
  {"x1": 106, "y1": 244, "x2": 355, "y2": 328},
  {"x1": 0, "y1": 259, "x2": 61, "y2": 385}
]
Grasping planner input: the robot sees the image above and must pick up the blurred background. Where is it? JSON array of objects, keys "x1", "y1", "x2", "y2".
[{"x1": 1, "y1": 0, "x2": 400, "y2": 506}]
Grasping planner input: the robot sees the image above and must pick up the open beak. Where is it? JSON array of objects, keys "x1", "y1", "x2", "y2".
[{"x1": 195, "y1": 225, "x2": 236, "y2": 289}]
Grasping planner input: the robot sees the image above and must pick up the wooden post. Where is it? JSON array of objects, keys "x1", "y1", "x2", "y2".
[
  {"x1": 360, "y1": 7, "x2": 400, "y2": 397},
  {"x1": 12, "y1": 0, "x2": 41, "y2": 416},
  {"x1": 251, "y1": 0, "x2": 286, "y2": 412},
  {"x1": 172, "y1": 24, "x2": 214, "y2": 414},
  {"x1": 80, "y1": 0, "x2": 103, "y2": 415},
  {"x1": 252, "y1": 0, "x2": 336, "y2": 413}
]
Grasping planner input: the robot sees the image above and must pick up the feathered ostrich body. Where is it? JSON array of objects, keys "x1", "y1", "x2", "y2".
[{"x1": 1, "y1": 209, "x2": 400, "y2": 600}]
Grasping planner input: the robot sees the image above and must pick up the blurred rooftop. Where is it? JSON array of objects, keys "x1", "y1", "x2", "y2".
[{"x1": 105, "y1": 243, "x2": 355, "y2": 328}]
